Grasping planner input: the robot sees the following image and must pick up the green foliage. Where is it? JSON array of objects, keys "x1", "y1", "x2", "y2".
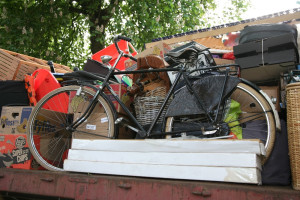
[
  {"x1": 0, "y1": 0, "x2": 250, "y2": 69},
  {"x1": 0, "y1": 0, "x2": 90, "y2": 68}
]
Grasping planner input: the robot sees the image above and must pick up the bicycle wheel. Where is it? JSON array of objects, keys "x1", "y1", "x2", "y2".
[
  {"x1": 165, "y1": 82, "x2": 276, "y2": 163},
  {"x1": 26, "y1": 85, "x2": 116, "y2": 171}
]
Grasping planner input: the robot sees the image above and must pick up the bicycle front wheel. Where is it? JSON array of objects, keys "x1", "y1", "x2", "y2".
[
  {"x1": 165, "y1": 83, "x2": 276, "y2": 164},
  {"x1": 26, "y1": 85, "x2": 116, "y2": 171}
]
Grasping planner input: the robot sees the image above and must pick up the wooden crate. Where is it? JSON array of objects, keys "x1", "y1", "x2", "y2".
[{"x1": 0, "y1": 48, "x2": 73, "y2": 81}]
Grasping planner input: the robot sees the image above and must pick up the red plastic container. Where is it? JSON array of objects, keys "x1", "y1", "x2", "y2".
[
  {"x1": 33, "y1": 69, "x2": 68, "y2": 113},
  {"x1": 91, "y1": 40, "x2": 137, "y2": 71}
]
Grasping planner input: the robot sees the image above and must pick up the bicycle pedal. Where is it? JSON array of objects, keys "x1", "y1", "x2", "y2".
[
  {"x1": 115, "y1": 117, "x2": 124, "y2": 125},
  {"x1": 76, "y1": 87, "x2": 82, "y2": 96},
  {"x1": 115, "y1": 117, "x2": 139, "y2": 133}
]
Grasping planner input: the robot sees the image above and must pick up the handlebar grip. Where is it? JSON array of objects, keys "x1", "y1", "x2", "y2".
[{"x1": 114, "y1": 35, "x2": 132, "y2": 42}]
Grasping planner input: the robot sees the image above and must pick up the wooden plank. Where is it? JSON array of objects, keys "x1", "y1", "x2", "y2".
[
  {"x1": 0, "y1": 60, "x2": 16, "y2": 73},
  {"x1": 16, "y1": 54, "x2": 32, "y2": 62},
  {"x1": 146, "y1": 11, "x2": 300, "y2": 48},
  {"x1": 0, "y1": 50, "x2": 19, "y2": 80},
  {"x1": 64, "y1": 160, "x2": 261, "y2": 184},
  {"x1": 67, "y1": 150, "x2": 261, "y2": 169},
  {"x1": 13, "y1": 63, "x2": 37, "y2": 80},
  {"x1": 0, "y1": 48, "x2": 72, "y2": 72},
  {"x1": 71, "y1": 139, "x2": 265, "y2": 155},
  {"x1": 0, "y1": 51, "x2": 19, "y2": 68},
  {"x1": 31, "y1": 58, "x2": 48, "y2": 66}
]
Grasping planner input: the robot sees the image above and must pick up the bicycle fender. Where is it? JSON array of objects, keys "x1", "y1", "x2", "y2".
[
  {"x1": 165, "y1": 75, "x2": 241, "y2": 117},
  {"x1": 241, "y1": 78, "x2": 281, "y2": 131},
  {"x1": 259, "y1": 90, "x2": 281, "y2": 131}
]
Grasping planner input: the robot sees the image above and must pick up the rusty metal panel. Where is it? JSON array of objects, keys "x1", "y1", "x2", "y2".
[{"x1": 0, "y1": 168, "x2": 300, "y2": 200}]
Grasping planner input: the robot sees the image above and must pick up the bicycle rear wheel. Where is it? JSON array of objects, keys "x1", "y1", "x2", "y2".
[
  {"x1": 165, "y1": 83, "x2": 276, "y2": 163},
  {"x1": 26, "y1": 85, "x2": 116, "y2": 171}
]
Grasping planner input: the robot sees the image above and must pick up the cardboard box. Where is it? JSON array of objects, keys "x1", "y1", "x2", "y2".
[
  {"x1": 72, "y1": 103, "x2": 110, "y2": 140},
  {"x1": 68, "y1": 84, "x2": 132, "y2": 115},
  {"x1": 72, "y1": 101, "x2": 135, "y2": 140},
  {"x1": 0, "y1": 106, "x2": 73, "y2": 168},
  {"x1": 0, "y1": 106, "x2": 68, "y2": 135},
  {"x1": 103, "y1": 84, "x2": 133, "y2": 114},
  {"x1": 0, "y1": 134, "x2": 39, "y2": 169},
  {"x1": 124, "y1": 42, "x2": 172, "y2": 71},
  {"x1": 260, "y1": 86, "x2": 280, "y2": 111},
  {"x1": 0, "y1": 106, "x2": 33, "y2": 134},
  {"x1": 214, "y1": 58, "x2": 235, "y2": 65}
]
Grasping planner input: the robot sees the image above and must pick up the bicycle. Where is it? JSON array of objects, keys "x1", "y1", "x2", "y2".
[{"x1": 26, "y1": 35, "x2": 280, "y2": 171}]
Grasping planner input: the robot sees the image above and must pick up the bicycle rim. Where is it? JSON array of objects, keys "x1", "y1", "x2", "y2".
[
  {"x1": 26, "y1": 85, "x2": 116, "y2": 171},
  {"x1": 165, "y1": 83, "x2": 276, "y2": 164}
]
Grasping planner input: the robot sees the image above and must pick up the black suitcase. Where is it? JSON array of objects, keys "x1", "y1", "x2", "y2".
[
  {"x1": 239, "y1": 23, "x2": 298, "y2": 44},
  {"x1": 262, "y1": 120, "x2": 291, "y2": 185},
  {"x1": 0, "y1": 81, "x2": 29, "y2": 114},
  {"x1": 234, "y1": 33, "x2": 299, "y2": 83}
]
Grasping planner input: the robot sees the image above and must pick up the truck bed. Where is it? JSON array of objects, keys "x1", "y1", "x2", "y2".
[{"x1": 0, "y1": 168, "x2": 299, "y2": 200}]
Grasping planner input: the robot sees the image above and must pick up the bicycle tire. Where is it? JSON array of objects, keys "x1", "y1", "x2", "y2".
[
  {"x1": 165, "y1": 82, "x2": 276, "y2": 164},
  {"x1": 26, "y1": 85, "x2": 116, "y2": 171}
]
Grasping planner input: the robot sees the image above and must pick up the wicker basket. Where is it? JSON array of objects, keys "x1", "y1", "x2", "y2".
[
  {"x1": 134, "y1": 86, "x2": 170, "y2": 126},
  {"x1": 286, "y1": 82, "x2": 300, "y2": 190}
]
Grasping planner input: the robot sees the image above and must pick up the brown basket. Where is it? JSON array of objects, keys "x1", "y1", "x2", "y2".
[
  {"x1": 0, "y1": 48, "x2": 72, "y2": 81},
  {"x1": 134, "y1": 86, "x2": 170, "y2": 126},
  {"x1": 286, "y1": 82, "x2": 300, "y2": 190}
]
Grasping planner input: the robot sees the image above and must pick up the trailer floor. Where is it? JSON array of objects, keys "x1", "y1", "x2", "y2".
[{"x1": 0, "y1": 168, "x2": 299, "y2": 200}]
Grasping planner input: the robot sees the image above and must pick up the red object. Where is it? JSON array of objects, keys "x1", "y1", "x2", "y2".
[
  {"x1": 32, "y1": 69, "x2": 68, "y2": 113},
  {"x1": 223, "y1": 32, "x2": 240, "y2": 47},
  {"x1": 222, "y1": 52, "x2": 235, "y2": 60},
  {"x1": 0, "y1": 134, "x2": 39, "y2": 170},
  {"x1": 33, "y1": 69, "x2": 60, "y2": 101},
  {"x1": 229, "y1": 132, "x2": 238, "y2": 139},
  {"x1": 91, "y1": 40, "x2": 137, "y2": 71},
  {"x1": 24, "y1": 74, "x2": 37, "y2": 106}
]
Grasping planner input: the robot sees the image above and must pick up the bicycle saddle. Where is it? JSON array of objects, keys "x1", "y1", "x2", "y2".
[{"x1": 166, "y1": 48, "x2": 198, "y2": 60}]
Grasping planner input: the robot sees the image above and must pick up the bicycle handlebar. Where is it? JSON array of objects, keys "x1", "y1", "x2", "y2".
[
  {"x1": 114, "y1": 35, "x2": 132, "y2": 42},
  {"x1": 113, "y1": 35, "x2": 137, "y2": 62}
]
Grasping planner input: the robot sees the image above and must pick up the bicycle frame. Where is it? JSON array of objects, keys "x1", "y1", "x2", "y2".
[{"x1": 70, "y1": 49, "x2": 236, "y2": 138}]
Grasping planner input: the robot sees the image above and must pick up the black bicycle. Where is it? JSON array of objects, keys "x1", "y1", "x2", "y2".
[{"x1": 26, "y1": 35, "x2": 279, "y2": 171}]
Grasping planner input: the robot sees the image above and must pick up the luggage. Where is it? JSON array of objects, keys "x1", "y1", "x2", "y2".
[
  {"x1": 0, "y1": 81, "x2": 29, "y2": 114},
  {"x1": 242, "y1": 119, "x2": 291, "y2": 185},
  {"x1": 239, "y1": 23, "x2": 298, "y2": 44},
  {"x1": 262, "y1": 120, "x2": 291, "y2": 185},
  {"x1": 234, "y1": 33, "x2": 299, "y2": 83}
]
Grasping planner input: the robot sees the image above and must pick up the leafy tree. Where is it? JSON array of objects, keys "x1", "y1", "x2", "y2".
[{"x1": 0, "y1": 0, "x2": 249, "y2": 68}]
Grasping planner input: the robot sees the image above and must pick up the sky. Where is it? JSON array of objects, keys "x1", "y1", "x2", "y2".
[{"x1": 242, "y1": 0, "x2": 299, "y2": 19}]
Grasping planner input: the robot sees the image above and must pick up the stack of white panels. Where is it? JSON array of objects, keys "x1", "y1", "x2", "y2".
[{"x1": 64, "y1": 139, "x2": 265, "y2": 184}]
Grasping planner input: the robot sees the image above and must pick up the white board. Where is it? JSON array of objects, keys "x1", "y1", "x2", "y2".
[
  {"x1": 71, "y1": 139, "x2": 265, "y2": 155},
  {"x1": 67, "y1": 150, "x2": 261, "y2": 169},
  {"x1": 64, "y1": 160, "x2": 261, "y2": 184}
]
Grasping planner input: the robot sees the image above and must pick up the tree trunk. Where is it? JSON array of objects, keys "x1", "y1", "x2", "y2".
[{"x1": 90, "y1": 24, "x2": 105, "y2": 54}]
